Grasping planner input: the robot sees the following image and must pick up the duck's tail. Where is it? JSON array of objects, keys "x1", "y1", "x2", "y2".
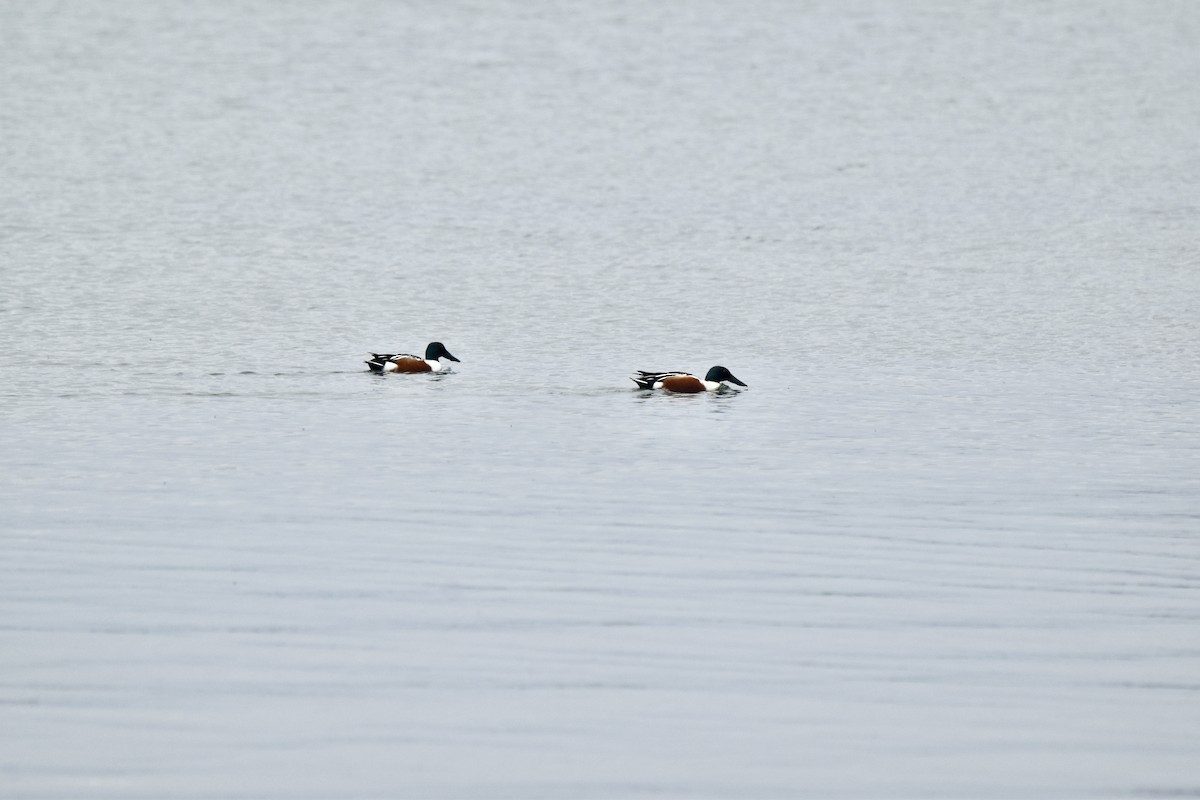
[
  {"x1": 631, "y1": 370, "x2": 676, "y2": 390},
  {"x1": 365, "y1": 354, "x2": 392, "y2": 372}
]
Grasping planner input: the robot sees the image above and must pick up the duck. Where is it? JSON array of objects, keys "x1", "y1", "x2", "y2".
[
  {"x1": 365, "y1": 342, "x2": 460, "y2": 373},
  {"x1": 631, "y1": 366, "x2": 746, "y2": 393}
]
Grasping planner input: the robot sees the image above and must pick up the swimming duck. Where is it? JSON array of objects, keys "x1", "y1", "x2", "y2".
[
  {"x1": 631, "y1": 366, "x2": 747, "y2": 393},
  {"x1": 365, "y1": 342, "x2": 460, "y2": 373}
]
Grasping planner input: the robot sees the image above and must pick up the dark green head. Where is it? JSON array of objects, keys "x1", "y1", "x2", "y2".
[
  {"x1": 705, "y1": 365, "x2": 746, "y2": 386},
  {"x1": 425, "y1": 342, "x2": 460, "y2": 362}
]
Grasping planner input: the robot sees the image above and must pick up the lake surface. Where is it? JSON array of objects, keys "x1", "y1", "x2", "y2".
[{"x1": 2, "y1": 1, "x2": 1198, "y2": 797}]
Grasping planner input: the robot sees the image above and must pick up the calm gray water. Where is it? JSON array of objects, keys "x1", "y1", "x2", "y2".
[{"x1": 2, "y1": 1, "x2": 1199, "y2": 797}]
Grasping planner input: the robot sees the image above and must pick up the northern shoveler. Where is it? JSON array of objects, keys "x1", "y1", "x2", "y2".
[
  {"x1": 631, "y1": 366, "x2": 747, "y2": 393},
  {"x1": 365, "y1": 342, "x2": 460, "y2": 373}
]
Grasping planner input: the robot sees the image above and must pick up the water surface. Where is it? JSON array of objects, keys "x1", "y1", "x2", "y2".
[{"x1": 2, "y1": 1, "x2": 1199, "y2": 797}]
